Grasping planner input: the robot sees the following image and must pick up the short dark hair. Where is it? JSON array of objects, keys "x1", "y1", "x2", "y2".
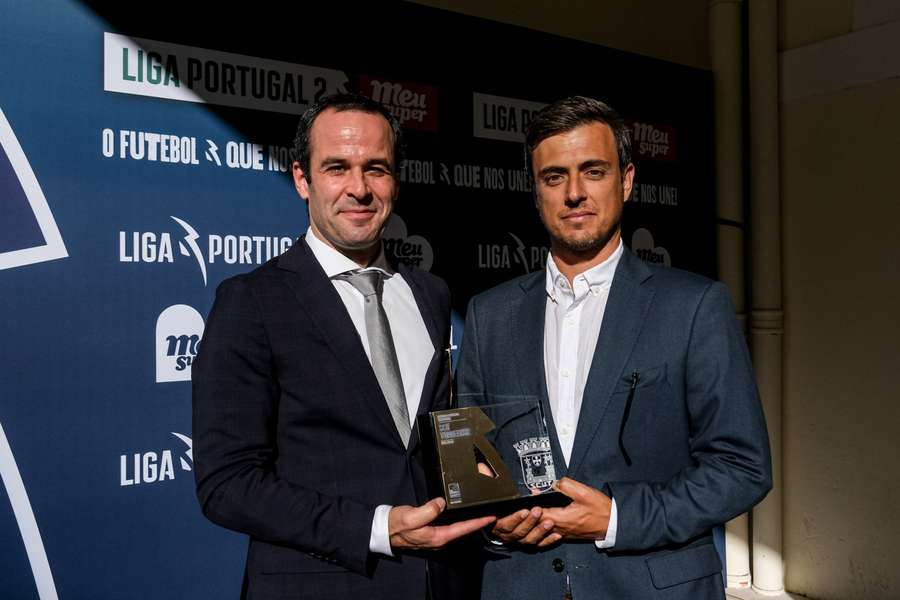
[
  {"x1": 290, "y1": 92, "x2": 405, "y2": 180},
  {"x1": 524, "y1": 95, "x2": 632, "y2": 178}
]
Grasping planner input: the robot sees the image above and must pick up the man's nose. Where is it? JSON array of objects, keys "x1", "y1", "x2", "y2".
[
  {"x1": 346, "y1": 168, "x2": 370, "y2": 200},
  {"x1": 565, "y1": 177, "x2": 586, "y2": 205}
]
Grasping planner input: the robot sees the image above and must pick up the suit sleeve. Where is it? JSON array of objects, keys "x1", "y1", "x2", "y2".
[
  {"x1": 192, "y1": 277, "x2": 375, "y2": 574},
  {"x1": 607, "y1": 281, "x2": 773, "y2": 551}
]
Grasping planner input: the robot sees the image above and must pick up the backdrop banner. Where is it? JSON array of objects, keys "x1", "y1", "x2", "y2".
[{"x1": 1, "y1": 2, "x2": 717, "y2": 597}]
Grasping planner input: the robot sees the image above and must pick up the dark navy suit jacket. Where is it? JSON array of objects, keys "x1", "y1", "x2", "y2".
[
  {"x1": 192, "y1": 237, "x2": 475, "y2": 600},
  {"x1": 457, "y1": 248, "x2": 772, "y2": 600}
]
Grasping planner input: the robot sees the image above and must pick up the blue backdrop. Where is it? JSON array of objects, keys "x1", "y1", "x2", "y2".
[{"x1": 1, "y1": 2, "x2": 719, "y2": 598}]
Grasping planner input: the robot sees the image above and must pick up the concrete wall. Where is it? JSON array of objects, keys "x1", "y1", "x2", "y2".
[{"x1": 780, "y1": 1, "x2": 900, "y2": 597}]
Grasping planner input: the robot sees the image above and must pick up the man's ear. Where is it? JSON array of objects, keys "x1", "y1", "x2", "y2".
[
  {"x1": 292, "y1": 161, "x2": 310, "y2": 200},
  {"x1": 622, "y1": 162, "x2": 636, "y2": 202}
]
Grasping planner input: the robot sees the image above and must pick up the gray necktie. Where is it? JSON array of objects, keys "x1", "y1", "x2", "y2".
[{"x1": 341, "y1": 270, "x2": 411, "y2": 446}]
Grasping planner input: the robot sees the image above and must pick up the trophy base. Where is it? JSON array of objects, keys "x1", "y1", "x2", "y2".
[{"x1": 434, "y1": 490, "x2": 572, "y2": 524}]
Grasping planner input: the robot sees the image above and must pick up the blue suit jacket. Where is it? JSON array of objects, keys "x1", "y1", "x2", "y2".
[
  {"x1": 192, "y1": 237, "x2": 477, "y2": 600},
  {"x1": 456, "y1": 249, "x2": 772, "y2": 600}
]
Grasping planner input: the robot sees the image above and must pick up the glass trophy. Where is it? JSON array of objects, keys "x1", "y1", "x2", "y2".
[{"x1": 417, "y1": 399, "x2": 570, "y2": 522}]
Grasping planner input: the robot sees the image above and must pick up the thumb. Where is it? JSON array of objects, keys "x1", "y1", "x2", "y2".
[
  {"x1": 408, "y1": 497, "x2": 446, "y2": 528},
  {"x1": 554, "y1": 477, "x2": 587, "y2": 500}
]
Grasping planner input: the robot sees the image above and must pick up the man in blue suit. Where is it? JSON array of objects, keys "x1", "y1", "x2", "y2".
[{"x1": 456, "y1": 96, "x2": 772, "y2": 599}]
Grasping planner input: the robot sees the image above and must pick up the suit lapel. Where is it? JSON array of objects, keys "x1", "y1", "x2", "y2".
[
  {"x1": 567, "y1": 250, "x2": 655, "y2": 478},
  {"x1": 510, "y1": 274, "x2": 568, "y2": 474},
  {"x1": 277, "y1": 238, "x2": 404, "y2": 445}
]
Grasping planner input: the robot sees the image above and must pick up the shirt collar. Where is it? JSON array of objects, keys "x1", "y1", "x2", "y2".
[
  {"x1": 545, "y1": 238, "x2": 624, "y2": 303},
  {"x1": 305, "y1": 226, "x2": 394, "y2": 278}
]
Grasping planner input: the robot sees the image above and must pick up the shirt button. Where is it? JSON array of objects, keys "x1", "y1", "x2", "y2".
[{"x1": 561, "y1": 369, "x2": 570, "y2": 378}]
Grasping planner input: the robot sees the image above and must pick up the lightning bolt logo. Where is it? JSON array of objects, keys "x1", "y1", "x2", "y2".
[
  {"x1": 171, "y1": 432, "x2": 193, "y2": 472},
  {"x1": 170, "y1": 216, "x2": 208, "y2": 286},
  {"x1": 439, "y1": 162, "x2": 451, "y2": 185},
  {"x1": 204, "y1": 139, "x2": 221, "y2": 166},
  {"x1": 508, "y1": 232, "x2": 530, "y2": 273}
]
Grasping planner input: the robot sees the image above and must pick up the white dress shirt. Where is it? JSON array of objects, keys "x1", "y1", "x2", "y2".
[
  {"x1": 304, "y1": 227, "x2": 434, "y2": 557},
  {"x1": 544, "y1": 239, "x2": 623, "y2": 548}
]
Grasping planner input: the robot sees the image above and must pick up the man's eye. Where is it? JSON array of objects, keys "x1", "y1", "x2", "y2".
[
  {"x1": 366, "y1": 167, "x2": 389, "y2": 177},
  {"x1": 326, "y1": 165, "x2": 346, "y2": 174},
  {"x1": 544, "y1": 174, "x2": 563, "y2": 185},
  {"x1": 586, "y1": 169, "x2": 606, "y2": 178}
]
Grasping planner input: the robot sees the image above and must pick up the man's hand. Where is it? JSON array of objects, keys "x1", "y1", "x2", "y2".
[
  {"x1": 389, "y1": 498, "x2": 496, "y2": 550},
  {"x1": 541, "y1": 477, "x2": 611, "y2": 540},
  {"x1": 473, "y1": 462, "x2": 559, "y2": 547},
  {"x1": 489, "y1": 505, "x2": 560, "y2": 547}
]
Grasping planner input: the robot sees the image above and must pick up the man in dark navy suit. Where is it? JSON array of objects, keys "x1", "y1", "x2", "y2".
[
  {"x1": 457, "y1": 96, "x2": 772, "y2": 599},
  {"x1": 193, "y1": 93, "x2": 493, "y2": 600}
]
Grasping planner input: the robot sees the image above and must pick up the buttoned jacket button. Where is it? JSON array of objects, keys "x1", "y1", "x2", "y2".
[{"x1": 552, "y1": 558, "x2": 565, "y2": 572}]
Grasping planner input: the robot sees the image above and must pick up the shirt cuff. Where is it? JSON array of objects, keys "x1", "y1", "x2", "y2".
[
  {"x1": 594, "y1": 498, "x2": 618, "y2": 549},
  {"x1": 369, "y1": 504, "x2": 394, "y2": 557},
  {"x1": 482, "y1": 528, "x2": 506, "y2": 546}
]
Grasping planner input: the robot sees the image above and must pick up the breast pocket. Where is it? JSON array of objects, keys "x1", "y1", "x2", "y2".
[
  {"x1": 609, "y1": 363, "x2": 672, "y2": 468},
  {"x1": 613, "y1": 363, "x2": 668, "y2": 393}
]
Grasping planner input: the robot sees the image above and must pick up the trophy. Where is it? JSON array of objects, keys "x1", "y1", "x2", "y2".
[{"x1": 418, "y1": 348, "x2": 569, "y2": 521}]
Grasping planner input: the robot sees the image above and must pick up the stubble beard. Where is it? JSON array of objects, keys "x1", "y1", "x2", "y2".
[{"x1": 544, "y1": 212, "x2": 622, "y2": 258}]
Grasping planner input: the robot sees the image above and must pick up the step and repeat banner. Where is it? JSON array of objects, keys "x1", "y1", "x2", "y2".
[{"x1": 1, "y1": 2, "x2": 716, "y2": 598}]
